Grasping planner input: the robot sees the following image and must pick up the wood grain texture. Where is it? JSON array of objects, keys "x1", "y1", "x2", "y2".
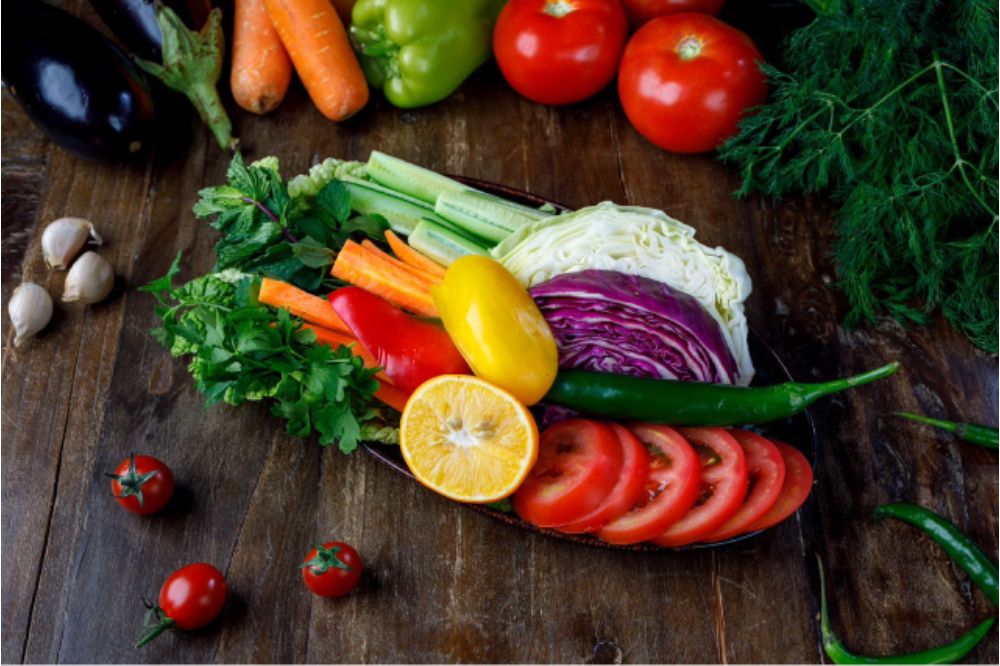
[{"x1": 2, "y1": 1, "x2": 997, "y2": 662}]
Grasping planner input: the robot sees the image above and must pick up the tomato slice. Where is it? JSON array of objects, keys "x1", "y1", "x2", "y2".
[
  {"x1": 596, "y1": 424, "x2": 700, "y2": 545},
  {"x1": 513, "y1": 419, "x2": 623, "y2": 528},
  {"x1": 744, "y1": 441, "x2": 814, "y2": 532},
  {"x1": 702, "y1": 430, "x2": 786, "y2": 542},
  {"x1": 557, "y1": 424, "x2": 650, "y2": 534},
  {"x1": 650, "y1": 427, "x2": 748, "y2": 547}
]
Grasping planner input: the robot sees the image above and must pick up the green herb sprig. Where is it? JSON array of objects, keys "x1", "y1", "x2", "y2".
[
  {"x1": 194, "y1": 154, "x2": 386, "y2": 292},
  {"x1": 720, "y1": 0, "x2": 999, "y2": 351},
  {"x1": 142, "y1": 254, "x2": 396, "y2": 453}
]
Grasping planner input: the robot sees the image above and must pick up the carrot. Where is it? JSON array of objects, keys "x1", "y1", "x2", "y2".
[
  {"x1": 331, "y1": 241, "x2": 438, "y2": 317},
  {"x1": 360, "y1": 240, "x2": 443, "y2": 285},
  {"x1": 384, "y1": 230, "x2": 447, "y2": 279},
  {"x1": 231, "y1": 0, "x2": 293, "y2": 114},
  {"x1": 374, "y1": 381, "x2": 410, "y2": 413},
  {"x1": 262, "y1": 0, "x2": 368, "y2": 121},
  {"x1": 258, "y1": 277, "x2": 350, "y2": 333}
]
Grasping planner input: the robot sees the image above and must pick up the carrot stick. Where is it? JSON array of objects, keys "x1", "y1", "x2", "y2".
[
  {"x1": 374, "y1": 381, "x2": 410, "y2": 413},
  {"x1": 231, "y1": 0, "x2": 292, "y2": 114},
  {"x1": 361, "y1": 240, "x2": 443, "y2": 285},
  {"x1": 331, "y1": 242, "x2": 438, "y2": 317},
  {"x1": 261, "y1": 0, "x2": 368, "y2": 121},
  {"x1": 258, "y1": 277, "x2": 350, "y2": 333},
  {"x1": 384, "y1": 230, "x2": 447, "y2": 279}
]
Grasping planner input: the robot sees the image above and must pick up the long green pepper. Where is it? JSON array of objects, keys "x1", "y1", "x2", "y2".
[
  {"x1": 545, "y1": 362, "x2": 898, "y2": 426},
  {"x1": 818, "y1": 555, "x2": 995, "y2": 664},
  {"x1": 893, "y1": 412, "x2": 999, "y2": 449},
  {"x1": 875, "y1": 503, "x2": 999, "y2": 605}
]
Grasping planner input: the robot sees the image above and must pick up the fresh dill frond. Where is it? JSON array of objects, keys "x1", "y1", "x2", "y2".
[{"x1": 720, "y1": 0, "x2": 999, "y2": 352}]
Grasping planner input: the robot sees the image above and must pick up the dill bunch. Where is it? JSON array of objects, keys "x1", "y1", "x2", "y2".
[{"x1": 720, "y1": 0, "x2": 999, "y2": 352}]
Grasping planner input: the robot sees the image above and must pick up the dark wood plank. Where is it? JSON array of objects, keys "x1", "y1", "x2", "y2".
[{"x1": 2, "y1": 1, "x2": 997, "y2": 660}]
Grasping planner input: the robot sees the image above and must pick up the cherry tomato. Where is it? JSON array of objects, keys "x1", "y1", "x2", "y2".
[
  {"x1": 702, "y1": 429, "x2": 785, "y2": 542},
  {"x1": 619, "y1": 0, "x2": 724, "y2": 28},
  {"x1": 137, "y1": 563, "x2": 227, "y2": 647},
  {"x1": 650, "y1": 427, "x2": 748, "y2": 547},
  {"x1": 108, "y1": 454, "x2": 174, "y2": 515},
  {"x1": 514, "y1": 419, "x2": 623, "y2": 528},
  {"x1": 617, "y1": 13, "x2": 767, "y2": 153},
  {"x1": 494, "y1": 0, "x2": 628, "y2": 105},
  {"x1": 597, "y1": 423, "x2": 701, "y2": 545},
  {"x1": 557, "y1": 423, "x2": 650, "y2": 533},
  {"x1": 745, "y1": 441, "x2": 814, "y2": 532},
  {"x1": 301, "y1": 541, "x2": 363, "y2": 598}
]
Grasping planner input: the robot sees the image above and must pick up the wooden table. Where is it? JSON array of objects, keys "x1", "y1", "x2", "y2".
[{"x1": 3, "y1": 2, "x2": 997, "y2": 662}]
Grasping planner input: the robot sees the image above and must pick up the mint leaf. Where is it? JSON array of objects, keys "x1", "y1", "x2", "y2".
[{"x1": 316, "y1": 180, "x2": 351, "y2": 223}]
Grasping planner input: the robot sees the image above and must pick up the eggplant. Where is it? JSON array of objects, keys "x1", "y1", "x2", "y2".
[
  {"x1": 2, "y1": 2, "x2": 155, "y2": 161},
  {"x1": 88, "y1": 0, "x2": 213, "y2": 61}
]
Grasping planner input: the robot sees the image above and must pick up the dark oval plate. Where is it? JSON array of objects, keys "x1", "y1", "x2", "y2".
[{"x1": 362, "y1": 177, "x2": 818, "y2": 552}]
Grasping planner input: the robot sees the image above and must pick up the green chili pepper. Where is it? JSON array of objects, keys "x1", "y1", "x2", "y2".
[
  {"x1": 875, "y1": 503, "x2": 999, "y2": 605},
  {"x1": 818, "y1": 555, "x2": 995, "y2": 664},
  {"x1": 350, "y1": 0, "x2": 504, "y2": 108},
  {"x1": 893, "y1": 412, "x2": 999, "y2": 449},
  {"x1": 544, "y1": 362, "x2": 898, "y2": 426}
]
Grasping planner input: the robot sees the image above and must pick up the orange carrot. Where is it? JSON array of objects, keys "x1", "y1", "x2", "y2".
[
  {"x1": 231, "y1": 0, "x2": 293, "y2": 114},
  {"x1": 331, "y1": 241, "x2": 438, "y2": 317},
  {"x1": 258, "y1": 277, "x2": 350, "y2": 333},
  {"x1": 360, "y1": 240, "x2": 442, "y2": 285},
  {"x1": 262, "y1": 0, "x2": 368, "y2": 121},
  {"x1": 374, "y1": 381, "x2": 410, "y2": 413},
  {"x1": 384, "y1": 230, "x2": 447, "y2": 279}
]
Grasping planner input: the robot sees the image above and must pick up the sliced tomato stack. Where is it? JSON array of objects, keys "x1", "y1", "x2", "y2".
[{"x1": 512, "y1": 420, "x2": 814, "y2": 547}]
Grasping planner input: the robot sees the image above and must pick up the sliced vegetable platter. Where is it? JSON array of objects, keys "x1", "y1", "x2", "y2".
[{"x1": 145, "y1": 150, "x2": 892, "y2": 553}]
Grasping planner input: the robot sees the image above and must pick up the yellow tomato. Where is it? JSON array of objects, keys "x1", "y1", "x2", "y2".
[{"x1": 431, "y1": 256, "x2": 558, "y2": 405}]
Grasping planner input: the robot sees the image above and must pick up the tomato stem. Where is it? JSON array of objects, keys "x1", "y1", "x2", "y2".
[
  {"x1": 677, "y1": 37, "x2": 703, "y2": 61},
  {"x1": 543, "y1": 0, "x2": 575, "y2": 18},
  {"x1": 136, "y1": 615, "x2": 175, "y2": 648}
]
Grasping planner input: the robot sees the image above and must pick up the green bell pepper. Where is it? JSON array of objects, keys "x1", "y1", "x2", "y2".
[{"x1": 350, "y1": 0, "x2": 504, "y2": 108}]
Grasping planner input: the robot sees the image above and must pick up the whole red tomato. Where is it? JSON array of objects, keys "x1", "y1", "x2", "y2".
[
  {"x1": 137, "y1": 563, "x2": 228, "y2": 647},
  {"x1": 620, "y1": 0, "x2": 724, "y2": 27},
  {"x1": 617, "y1": 13, "x2": 767, "y2": 153},
  {"x1": 301, "y1": 541, "x2": 362, "y2": 598},
  {"x1": 494, "y1": 0, "x2": 628, "y2": 105},
  {"x1": 108, "y1": 454, "x2": 174, "y2": 515}
]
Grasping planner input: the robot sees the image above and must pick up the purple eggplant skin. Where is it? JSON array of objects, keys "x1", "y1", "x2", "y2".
[
  {"x1": 2, "y1": 2, "x2": 156, "y2": 161},
  {"x1": 88, "y1": 0, "x2": 213, "y2": 61}
]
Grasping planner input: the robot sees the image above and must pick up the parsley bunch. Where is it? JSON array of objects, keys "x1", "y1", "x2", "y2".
[
  {"x1": 193, "y1": 154, "x2": 386, "y2": 292},
  {"x1": 720, "y1": 0, "x2": 998, "y2": 351},
  {"x1": 142, "y1": 254, "x2": 397, "y2": 453}
]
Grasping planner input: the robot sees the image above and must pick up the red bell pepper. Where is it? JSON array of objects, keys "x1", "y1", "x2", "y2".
[{"x1": 328, "y1": 287, "x2": 470, "y2": 394}]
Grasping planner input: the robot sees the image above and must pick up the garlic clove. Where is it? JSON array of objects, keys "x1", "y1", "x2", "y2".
[
  {"x1": 9, "y1": 282, "x2": 54, "y2": 346},
  {"x1": 42, "y1": 217, "x2": 103, "y2": 270},
  {"x1": 62, "y1": 251, "x2": 115, "y2": 305}
]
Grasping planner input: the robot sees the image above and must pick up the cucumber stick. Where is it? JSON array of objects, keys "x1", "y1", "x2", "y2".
[
  {"x1": 435, "y1": 190, "x2": 545, "y2": 243},
  {"x1": 409, "y1": 220, "x2": 489, "y2": 266},
  {"x1": 366, "y1": 151, "x2": 467, "y2": 205},
  {"x1": 341, "y1": 175, "x2": 446, "y2": 235}
]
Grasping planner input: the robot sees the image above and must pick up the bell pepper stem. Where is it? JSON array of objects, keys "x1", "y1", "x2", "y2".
[{"x1": 135, "y1": 616, "x2": 175, "y2": 649}]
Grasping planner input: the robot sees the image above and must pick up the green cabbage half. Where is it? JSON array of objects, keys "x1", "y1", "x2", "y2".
[{"x1": 492, "y1": 202, "x2": 755, "y2": 385}]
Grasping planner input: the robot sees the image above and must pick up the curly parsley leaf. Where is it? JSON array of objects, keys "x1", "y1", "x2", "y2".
[{"x1": 143, "y1": 260, "x2": 387, "y2": 453}]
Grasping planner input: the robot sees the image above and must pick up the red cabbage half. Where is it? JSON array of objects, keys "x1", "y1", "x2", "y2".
[{"x1": 530, "y1": 270, "x2": 739, "y2": 384}]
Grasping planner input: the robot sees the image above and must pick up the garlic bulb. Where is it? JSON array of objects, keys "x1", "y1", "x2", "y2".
[
  {"x1": 63, "y1": 251, "x2": 114, "y2": 304},
  {"x1": 9, "y1": 282, "x2": 53, "y2": 346},
  {"x1": 42, "y1": 217, "x2": 102, "y2": 270}
]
